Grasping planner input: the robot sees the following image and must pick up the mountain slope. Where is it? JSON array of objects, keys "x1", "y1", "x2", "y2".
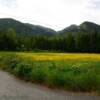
[
  {"x1": 0, "y1": 18, "x2": 56, "y2": 36},
  {"x1": 59, "y1": 21, "x2": 100, "y2": 35},
  {"x1": 25, "y1": 23, "x2": 56, "y2": 35},
  {"x1": 0, "y1": 18, "x2": 100, "y2": 37}
]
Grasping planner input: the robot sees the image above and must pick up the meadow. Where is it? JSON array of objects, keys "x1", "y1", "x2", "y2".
[{"x1": 0, "y1": 52, "x2": 100, "y2": 93}]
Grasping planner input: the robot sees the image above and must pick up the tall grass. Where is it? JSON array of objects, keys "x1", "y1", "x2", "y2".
[{"x1": 0, "y1": 52, "x2": 100, "y2": 93}]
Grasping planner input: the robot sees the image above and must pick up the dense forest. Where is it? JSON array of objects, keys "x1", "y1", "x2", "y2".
[
  {"x1": 0, "y1": 18, "x2": 100, "y2": 53},
  {"x1": 0, "y1": 28, "x2": 100, "y2": 53}
]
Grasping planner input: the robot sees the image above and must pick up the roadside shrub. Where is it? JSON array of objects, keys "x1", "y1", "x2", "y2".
[
  {"x1": 14, "y1": 62, "x2": 33, "y2": 81},
  {"x1": 46, "y1": 68, "x2": 66, "y2": 88},
  {"x1": 76, "y1": 73, "x2": 100, "y2": 91},
  {"x1": 8, "y1": 58, "x2": 20, "y2": 71},
  {"x1": 31, "y1": 66, "x2": 46, "y2": 83}
]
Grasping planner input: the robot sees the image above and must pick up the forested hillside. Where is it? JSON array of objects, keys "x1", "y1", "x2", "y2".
[
  {"x1": 0, "y1": 18, "x2": 100, "y2": 52},
  {"x1": 0, "y1": 18, "x2": 56, "y2": 37}
]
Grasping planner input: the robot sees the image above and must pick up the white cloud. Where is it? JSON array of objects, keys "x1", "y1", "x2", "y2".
[
  {"x1": 0, "y1": 0, "x2": 17, "y2": 8},
  {"x1": 0, "y1": 0, "x2": 100, "y2": 30},
  {"x1": 89, "y1": 0, "x2": 100, "y2": 9}
]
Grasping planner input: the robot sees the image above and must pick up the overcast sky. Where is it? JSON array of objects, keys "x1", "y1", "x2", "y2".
[{"x1": 0, "y1": 0, "x2": 100, "y2": 30}]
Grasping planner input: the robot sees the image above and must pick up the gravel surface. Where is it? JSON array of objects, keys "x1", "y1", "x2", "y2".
[{"x1": 0, "y1": 70, "x2": 99, "y2": 100}]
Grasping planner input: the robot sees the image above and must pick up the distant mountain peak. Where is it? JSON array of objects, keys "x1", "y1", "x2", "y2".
[
  {"x1": 59, "y1": 21, "x2": 100, "y2": 35},
  {"x1": 81, "y1": 21, "x2": 98, "y2": 25},
  {"x1": 80, "y1": 21, "x2": 99, "y2": 28}
]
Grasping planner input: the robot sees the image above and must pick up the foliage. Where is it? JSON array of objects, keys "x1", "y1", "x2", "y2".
[
  {"x1": 0, "y1": 52, "x2": 100, "y2": 93},
  {"x1": 0, "y1": 19, "x2": 100, "y2": 53}
]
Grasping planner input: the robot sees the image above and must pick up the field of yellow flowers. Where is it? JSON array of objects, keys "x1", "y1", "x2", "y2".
[{"x1": 17, "y1": 52, "x2": 100, "y2": 61}]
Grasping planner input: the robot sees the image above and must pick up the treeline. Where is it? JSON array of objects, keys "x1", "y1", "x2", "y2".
[{"x1": 0, "y1": 29, "x2": 100, "y2": 52}]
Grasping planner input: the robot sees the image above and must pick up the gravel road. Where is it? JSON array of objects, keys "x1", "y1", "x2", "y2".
[{"x1": 0, "y1": 70, "x2": 99, "y2": 100}]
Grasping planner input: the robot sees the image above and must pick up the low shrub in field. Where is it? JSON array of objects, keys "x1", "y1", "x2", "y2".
[
  {"x1": 31, "y1": 66, "x2": 46, "y2": 83},
  {"x1": 46, "y1": 71, "x2": 66, "y2": 88},
  {"x1": 14, "y1": 62, "x2": 33, "y2": 81},
  {"x1": 76, "y1": 73, "x2": 99, "y2": 91}
]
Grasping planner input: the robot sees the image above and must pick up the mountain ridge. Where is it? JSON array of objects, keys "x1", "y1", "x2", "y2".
[
  {"x1": 0, "y1": 18, "x2": 100, "y2": 36},
  {"x1": 0, "y1": 18, "x2": 56, "y2": 36},
  {"x1": 59, "y1": 21, "x2": 100, "y2": 35}
]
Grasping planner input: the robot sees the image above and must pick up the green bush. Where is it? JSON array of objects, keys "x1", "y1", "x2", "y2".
[
  {"x1": 14, "y1": 62, "x2": 32, "y2": 80},
  {"x1": 31, "y1": 66, "x2": 46, "y2": 83},
  {"x1": 46, "y1": 71, "x2": 66, "y2": 87}
]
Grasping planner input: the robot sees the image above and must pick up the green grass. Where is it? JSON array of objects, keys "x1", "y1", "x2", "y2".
[{"x1": 0, "y1": 52, "x2": 100, "y2": 93}]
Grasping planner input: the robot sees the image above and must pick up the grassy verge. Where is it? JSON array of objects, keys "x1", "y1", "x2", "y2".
[{"x1": 0, "y1": 52, "x2": 100, "y2": 93}]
